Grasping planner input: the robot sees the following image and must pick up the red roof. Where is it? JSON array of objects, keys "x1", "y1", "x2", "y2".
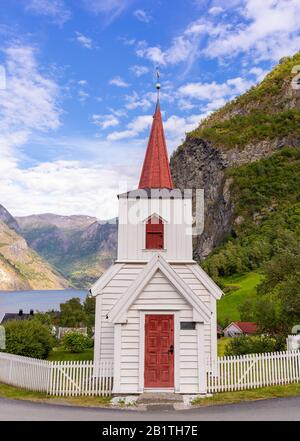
[
  {"x1": 138, "y1": 102, "x2": 174, "y2": 190},
  {"x1": 234, "y1": 321, "x2": 257, "y2": 334}
]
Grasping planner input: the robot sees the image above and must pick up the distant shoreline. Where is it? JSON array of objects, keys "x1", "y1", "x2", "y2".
[{"x1": 0, "y1": 290, "x2": 87, "y2": 316}]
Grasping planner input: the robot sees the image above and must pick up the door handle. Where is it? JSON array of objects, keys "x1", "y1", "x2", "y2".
[{"x1": 168, "y1": 345, "x2": 174, "y2": 355}]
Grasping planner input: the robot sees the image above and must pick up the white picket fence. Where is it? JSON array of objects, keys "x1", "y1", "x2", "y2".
[
  {"x1": 0, "y1": 352, "x2": 51, "y2": 393},
  {"x1": 1, "y1": 351, "x2": 299, "y2": 396},
  {"x1": 0, "y1": 352, "x2": 113, "y2": 397},
  {"x1": 207, "y1": 351, "x2": 300, "y2": 393},
  {"x1": 49, "y1": 360, "x2": 113, "y2": 397}
]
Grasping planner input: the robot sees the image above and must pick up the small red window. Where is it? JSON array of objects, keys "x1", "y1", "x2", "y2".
[{"x1": 146, "y1": 217, "x2": 164, "y2": 249}]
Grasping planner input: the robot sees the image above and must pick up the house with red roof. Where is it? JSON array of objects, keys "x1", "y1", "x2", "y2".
[{"x1": 223, "y1": 321, "x2": 258, "y2": 337}]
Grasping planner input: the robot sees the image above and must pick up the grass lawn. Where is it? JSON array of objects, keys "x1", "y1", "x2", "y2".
[
  {"x1": 192, "y1": 383, "x2": 300, "y2": 407},
  {"x1": 1, "y1": 381, "x2": 299, "y2": 409},
  {"x1": 217, "y1": 272, "x2": 263, "y2": 326},
  {"x1": 47, "y1": 346, "x2": 94, "y2": 362},
  {"x1": 0, "y1": 383, "x2": 110, "y2": 407}
]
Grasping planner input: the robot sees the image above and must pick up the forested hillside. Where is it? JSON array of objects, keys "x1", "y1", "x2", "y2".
[{"x1": 171, "y1": 52, "x2": 300, "y2": 328}]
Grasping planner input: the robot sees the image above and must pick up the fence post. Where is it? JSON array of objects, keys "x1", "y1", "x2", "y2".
[
  {"x1": 8, "y1": 358, "x2": 13, "y2": 383},
  {"x1": 47, "y1": 362, "x2": 53, "y2": 395}
]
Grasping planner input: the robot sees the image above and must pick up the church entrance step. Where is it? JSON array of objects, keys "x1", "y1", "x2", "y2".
[{"x1": 137, "y1": 392, "x2": 183, "y2": 405}]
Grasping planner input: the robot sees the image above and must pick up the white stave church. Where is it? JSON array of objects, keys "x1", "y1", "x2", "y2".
[{"x1": 91, "y1": 98, "x2": 223, "y2": 395}]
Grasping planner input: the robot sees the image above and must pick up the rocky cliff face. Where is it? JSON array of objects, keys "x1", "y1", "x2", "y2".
[
  {"x1": 171, "y1": 140, "x2": 232, "y2": 259},
  {"x1": 170, "y1": 52, "x2": 300, "y2": 260}
]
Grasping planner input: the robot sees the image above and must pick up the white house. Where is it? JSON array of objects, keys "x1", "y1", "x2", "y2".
[
  {"x1": 91, "y1": 98, "x2": 223, "y2": 395},
  {"x1": 223, "y1": 321, "x2": 257, "y2": 338}
]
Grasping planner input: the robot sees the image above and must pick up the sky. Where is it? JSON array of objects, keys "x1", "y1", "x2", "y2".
[{"x1": 0, "y1": 0, "x2": 300, "y2": 220}]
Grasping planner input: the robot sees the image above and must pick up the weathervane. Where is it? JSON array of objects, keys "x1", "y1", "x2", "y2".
[{"x1": 156, "y1": 67, "x2": 161, "y2": 101}]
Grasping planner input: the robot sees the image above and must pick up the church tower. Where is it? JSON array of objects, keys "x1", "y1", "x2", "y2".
[
  {"x1": 117, "y1": 99, "x2": 193, "y2": 263},
  {"x1": 91, "y1": 82, "x2": 223, "y2": 395}
]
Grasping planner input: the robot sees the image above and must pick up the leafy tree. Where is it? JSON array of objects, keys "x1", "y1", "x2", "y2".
[
  {"x1": 62, "y1": 332, "x2": 93, "y2": 353},
  {"x1": 224, "y1": 335, "x2": 284, "y2": 356},
  {"x1": 32, "y1": 312, "x2": 55, "y2": 328},
  {"x1": 240, "y1": 248, "x2": 300, "y2": 337},
  {"x1": 4, "y1": 320, "x2": 54, "y2": 359},
  {"x1": 59, "y1": 297, "x2": 86, "y2": 327},
  {"x1": 83, "y1": 295, "x2": 96, "y2": 328}
]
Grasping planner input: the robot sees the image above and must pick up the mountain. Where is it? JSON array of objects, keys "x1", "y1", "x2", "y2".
[
  {"x1": 0, "y1": 204, "x2": 20, "y2": 233},
  {"x1": 170, "y1": 52, "x2": 300, "y2": 325},
  {"x1": 16, "y1": 214, "x2": 118, "y2": 289},
  {"x1": 171, "y1": 52, "x2": 300, "y2": 260},
  {"x1": 0, "y1": 217, "x2": 69, "y2": 291}
]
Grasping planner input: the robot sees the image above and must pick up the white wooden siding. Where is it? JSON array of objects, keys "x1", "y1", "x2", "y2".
[
  {"x1": 119, "y1": 269, "x2": 200, "y2": 393},
  {"x1": 118, "y1": 198, "x2": 193, "y2": 261},
  {"x1": 173, "y1": 264, "x2": 217, "y2": 360},
  {"x1": 96, "y1": 265, "x2": 144, "y2": 361},
  {"x1": 95, "y1": 262, "x2": 218, "y2": 394}
]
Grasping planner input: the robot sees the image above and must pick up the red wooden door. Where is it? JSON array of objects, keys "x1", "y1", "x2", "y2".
[{"x1": 144, "y1": 315, "x2": 174, "y2": 388}]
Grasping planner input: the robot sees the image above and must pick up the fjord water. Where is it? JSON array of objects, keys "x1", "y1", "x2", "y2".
[{"x1": 0, "y1": 290, "x2": 87, "y2": 316}]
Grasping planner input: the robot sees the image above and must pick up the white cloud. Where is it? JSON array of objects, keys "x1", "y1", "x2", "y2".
[
  {"x1": 179, "y1": 77, "x2": 254, "y2": 102},
  {"x1": 24, "y1": 0, "x2": 71, "y2": 25},
  {"x1": 0, "y1": 159, "x2": 137, "y2": 219},
  {"x1": 130, "y1": 65, "x2": 149, "y2": 77},
  {"x1": 136, "y1": 19, "x2": 225, "y2": 69},
  {"x1": 205, "y1": 0, "x2": 300, "y2": 61},
  {"x1": 163, "y1": 113, "x2": 206, "y2": 149},
  {"x1": 78, "y1": 80, "x2": 88, "y2": 86},
  {"x1": 0, "y1": 44, "x2": 61, "y2": 133},
  {"x1": 92, "y1": 114, "x2": 120, "y2": 129},
  {"x1": 133, "y1": 9, "x2": 152, "y2": 23},
  {"x1": 0, "y1": 134, "x2": 146, "y2": 219},
  {"x1": 82, "y1": 0, "x2": 133, "y2": 23},
  {"x1": 78, "y1": 90, "x2": 89, "y2": 102},
  {"x1": 109, "y1": 76, "x2": 130, "y2": 88},
  {"x1": 249, "y1": 66, "x2": 268, "y2": 82},
  {"x1": 107, "y1": 115, "x2": 152, "y2": 141},
  {"x1": 106, "y1": 111, "x2": 205, "y2": 153},
  {"x1": 135, "y1": 0, "x2": 300, "y2": 71},
  {"x1": 75, "y1": 32, "x2": 93, "y2": 49},
  {"x1": 208, "y1": 6, "x2": 224, "y2": 15}
]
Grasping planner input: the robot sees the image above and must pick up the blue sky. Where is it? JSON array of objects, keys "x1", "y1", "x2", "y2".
[{"x1": 0, "y1": 0, "x2": 300, "y2": 219}]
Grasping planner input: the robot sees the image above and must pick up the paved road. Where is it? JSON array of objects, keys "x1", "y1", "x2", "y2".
[{"x1": 0, "y1": 396, "x2": 300, "y2": 421}]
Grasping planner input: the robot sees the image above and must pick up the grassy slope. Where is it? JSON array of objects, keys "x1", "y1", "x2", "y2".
[
  {"x1": 192, "y1": 383, "x2": 300, "y2": 407},
  {"x1": 217, "y1": 273, "x2": 263, "y2": 326},
  {"x1": 0, "y1": 381, "x2": 299, "y2": 408},
  {"x1": 188, "y1": 51, "x2": 300, "y2": 150},
  {"x1": 0, "y1": 383, "x2": 110, "y2": 406}
]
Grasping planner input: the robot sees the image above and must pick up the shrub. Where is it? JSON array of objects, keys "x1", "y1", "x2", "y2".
[
  {"x1": 224, "y1": 335, "x2": 284, "y2": 356},
  {"x1": 62, "y1": 332, "x2": 93, "y2": 353},
  {"x1": 4, "y1": 320, "x2": 54, "y2": 359}
]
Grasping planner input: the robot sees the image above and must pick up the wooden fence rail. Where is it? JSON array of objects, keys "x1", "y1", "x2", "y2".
[
  {"x1": 207, "y1": 351, "x2": 300, "y2": 393},
  {"x1": 0, "y1": 353, "x2": 113, "y2": 397},
  {"x1": 1, "y1": 351, "x2": 299, "y2": 396}
]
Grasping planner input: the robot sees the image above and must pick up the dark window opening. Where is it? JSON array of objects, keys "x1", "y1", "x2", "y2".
[
  {"x1": 146, "y1": 217, "x2": 164, "y2": 249},
  {"x1": 180, "y1": 322, "x2": 196, "y2": 330}
]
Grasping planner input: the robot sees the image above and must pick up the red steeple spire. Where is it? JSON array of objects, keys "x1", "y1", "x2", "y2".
[{"x1": 138, "y1": 101, "x2": 174, "y2": 189}]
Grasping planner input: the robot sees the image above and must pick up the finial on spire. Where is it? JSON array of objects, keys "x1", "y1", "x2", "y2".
[{"x1": 155, "y1": 67, "x2": 161, "y2": 101}]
